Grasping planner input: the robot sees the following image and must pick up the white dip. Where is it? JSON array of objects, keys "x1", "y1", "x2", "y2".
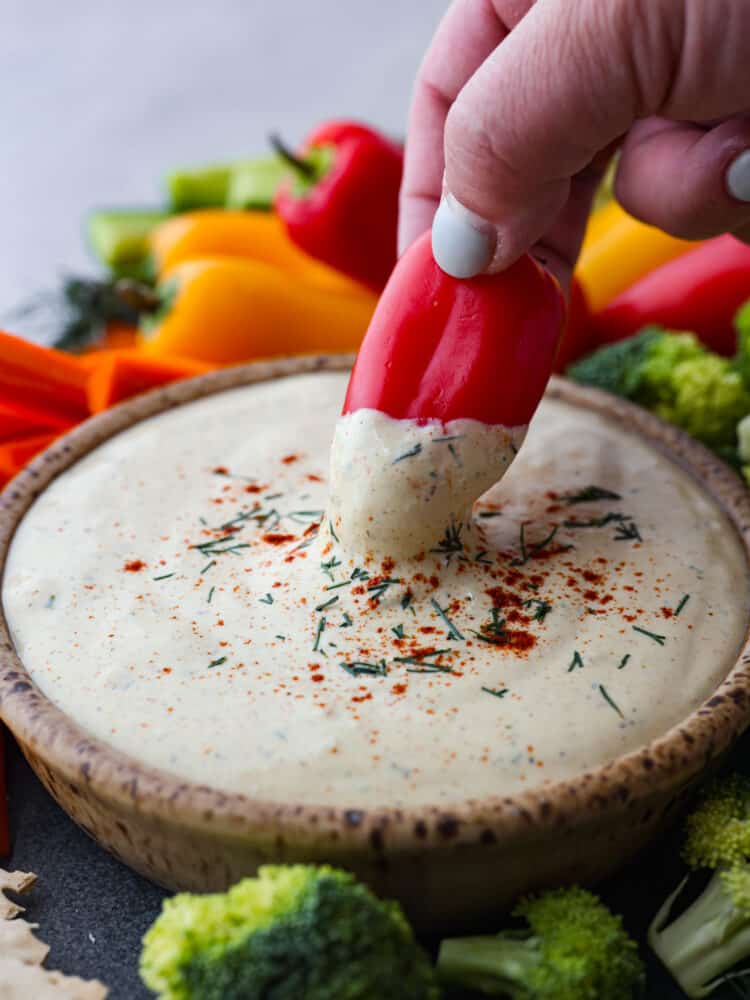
[{"x1": 3, "y1": 371, "x2": 748, "y2": 808}]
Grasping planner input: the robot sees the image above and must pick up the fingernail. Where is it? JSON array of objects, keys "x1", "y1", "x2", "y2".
[
  {"x1": 431, "y1": 192, "x2": 496, "y2": 278},
  {"x1": 727, "y1": 150, "x2": 750, "y2": 202}
]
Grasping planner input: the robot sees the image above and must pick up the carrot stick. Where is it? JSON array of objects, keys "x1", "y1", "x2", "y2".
[
  {"x1": 0, "y1": 433, "x2": 58, "y2": 486},
  {"x1": 0, "y1": 400, "x2": 76, "y2": 441},
  {"x1": 0, "y1": 330, "x2": 90, "y2": 420},
  {"x1": 0, "y1": 727, "x2": 8, "y2": 857},
  {"x1": 85, "y1": 350, "x2": 211, "y2": 413}
]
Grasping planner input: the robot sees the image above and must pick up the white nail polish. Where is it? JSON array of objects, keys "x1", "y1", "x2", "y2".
[
  {"x1": 727, "y1": 150, "x2": 750, "y2": 202},
  {"x1": 431, "y1": 193, "x2": 496, "y2": 278}
]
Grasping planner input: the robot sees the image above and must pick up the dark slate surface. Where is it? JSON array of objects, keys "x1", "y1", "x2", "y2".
[{"x1": 7, "y1": 728, "x2": 749, "y2": 999}]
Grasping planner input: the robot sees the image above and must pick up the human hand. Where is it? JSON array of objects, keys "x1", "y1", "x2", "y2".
[{"x1": 399, "y1": 0, "x2": 750, "y2": 286}]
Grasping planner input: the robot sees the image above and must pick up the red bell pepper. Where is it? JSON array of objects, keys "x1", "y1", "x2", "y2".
[
  {"x1": 273, "y1": 120, "x2": 403, "y2": 293},
  {"x1": 344, "y1": 232, "x2": 564, "y2": 426},
  {"x1": 592, "y1": 235, "x2": 750, "y2": 356},
  {"x1": 554, "y1": 277, "x2": 593, "y2": 372}
]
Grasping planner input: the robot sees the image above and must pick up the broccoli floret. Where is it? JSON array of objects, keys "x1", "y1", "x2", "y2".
[
  {"x1": 568, "y1": 327, "x2": 750, "y2": 450},
  {"x1": 140, "y1": 864, "x2": 439, "y2": 1000},
  {"x1": 649, "y1": 775, "x2": 750, "y2": 997},
  {"x1": 733, "y1": 300, "x2": 750, "y2": 390},
  {"x1": 437, "y1": 886, "x2": 644, "y2": 999}
]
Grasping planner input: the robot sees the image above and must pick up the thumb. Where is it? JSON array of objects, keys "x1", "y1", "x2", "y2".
[{"x1": 432, "y1": 0, "x2": 750, "y2": 277}]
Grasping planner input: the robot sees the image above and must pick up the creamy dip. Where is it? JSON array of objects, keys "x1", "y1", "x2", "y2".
[{"x1": 3, "y1": 372, "x2": 748, "y2": 809}]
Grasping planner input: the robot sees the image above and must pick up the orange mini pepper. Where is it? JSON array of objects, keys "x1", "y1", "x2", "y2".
[
  {"x1": 139, "y1": 257, "x2": 378, "y2": 365},
  {"x1": 150, "y1": 210, "x2": 365, "y2": 293}
]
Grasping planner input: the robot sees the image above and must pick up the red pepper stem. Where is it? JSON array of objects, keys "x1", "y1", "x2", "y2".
[{"x1": 268, "y1": 133, "x2": 317, "y2": 181}]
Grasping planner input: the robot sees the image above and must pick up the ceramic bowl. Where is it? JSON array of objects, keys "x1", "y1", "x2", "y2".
[{"x1": 2, "y1": 355, "x2": 750, "y2": 932}]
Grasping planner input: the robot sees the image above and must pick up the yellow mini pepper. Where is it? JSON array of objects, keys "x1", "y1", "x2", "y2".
[
  {"x1": 576, "y1": 201, "x2": 700, "y2": 313},
  {"x1": 139, "y1": 257, "x2": 378, "y2": 364}
]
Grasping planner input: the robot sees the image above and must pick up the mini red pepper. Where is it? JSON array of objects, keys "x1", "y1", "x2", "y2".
[
  {"x1": 592, "y1": 235, "x2": 750, "y2": 356},
  {"x1": 273, "y1": 120, "x2": 403, "y2": 293},
  {"x1": 554, "y1": 277, "x2": 593, "y2": 372},
  {"x1": 344, "y1": 231, "x2": 565, "y2": 426}
]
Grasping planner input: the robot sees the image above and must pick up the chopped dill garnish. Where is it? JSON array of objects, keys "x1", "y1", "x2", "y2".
[
  {"x1": 432, "y1": 434, "x2": 463, "y2": 443},
  {"x1": 393, "y1": 443, "x2": 422, "y2": 463},
  {"x1": 431, "y1": 520, "x2": 465, "y2": 561},
  {"x1": 340, "y1": 612, "x2": 353, "y2": 628},
  {"x1": 477, "y1": 510, "x2": 502, "y2": 519},
  {"x1": 153, "y1": 572, "x2": 174, "y2": 581},
  {"x1": 287, "y1": 509, "x2": 324, "y2": 525},
  {"x1": 264, "y1": 492, "x2": 283, "y2": 500},
  {"x1": 599, "y1": 684, "x2": 625, "y2": 719},
  {"x1": 567, "y1": 650, "x2": 584, "y2": 672},
  {"x1": 339, "y1": 659, "x2": 388, "y2": 677},
  {"x1": 315, "y1": 595, "x2": 339, "y2": 612},
  {"x1": 259, "y1": 593, "x2": 274, "y2": 604},
  {"x1": 391, "y1": 624, "x2": 405, "y2": 639},
  {"x1": 563, "y1": 512, "x2": 628, "y2": 530},
  {"x1": 275, "y1": 634, "x2": 286, "y2": 640},
  {"x1": 329, "y1": 519, "x2": 339, "y2": 542},
  {"x1": 321, "y1": 556, "x2": 341, "y2": 580},
  {"x1": 475, "y1": 549, "x2": 492, "y2": 565},
  {"x1": 313, "y1": 617, "x2": 327, "y2": 652},
  {"x1": 447, "y1": 442, "x2": 461, "y2": 465},
  {"x1": 632, "y1": 625, "x2": 666, "y2": 645},
  {"x1": 207, "y1": 586, "x2": 215, "y2": 604},
  {"x1": 614, "y1": 520, "x2": 642, "y2": 542},
  {"x1": 44, "y1": 595, "x2": 56, "y2": 609},
  {"x1": 394, "y1": 648, "x2": 452, "y2": 667},
  {"x1": 290, "y1": 535, "x2": 316, "y2": 553},
  {"x1": 367, "y1": 578, "x2": 401, "y2": 604},
  {"x1": 208, "y1": 656, "x2": 227, "y2": 669},
  {"x1": 482, "y1": 687, "x2": 509, "y2": 699},
  {"x1": 430, "y1": 598, "x2": 464, "y2": 640},
  {"x1": 401, "y1": 592, "x2": 413, "y2": 611},
  {"x1": 325, "y1": 579, "x2": 354, "y2": 591},
  {"x1": 199, "y1": 516, "x2": 208, "y2": 526},
  {"x1": 405, "y1": 663, "x2": 454, "y2": 675},
  {"x1": 523, "y1": 598, "x2": 552, "y2": 622},
  {"x1": 675, "y1": 594, "x2": 691, "y2": 616},
  {"x1": 200, "y1": 559, "x2": 217, "y2": 575},
  {"x1": 351, "y1": 567, "x2": 370, "y2": 581},
  {"x1": 512, "y1": 523, "x2": 565, "y2": 566},
  {"x1": 560, "y1": 485, "x2": 622, "y2": 504},
  {"x1": 617, "y1": 654, "x2": 630, "y2": 670}
]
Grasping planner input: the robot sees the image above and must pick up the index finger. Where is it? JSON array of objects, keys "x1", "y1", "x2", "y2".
[{"x1": 398, "y1": 0, "x2": 530, "y2": 255}]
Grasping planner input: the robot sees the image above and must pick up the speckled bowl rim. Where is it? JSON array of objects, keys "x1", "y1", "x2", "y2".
[{"x1": 2, "y1": 353, "x2": 750, "y2": 852}]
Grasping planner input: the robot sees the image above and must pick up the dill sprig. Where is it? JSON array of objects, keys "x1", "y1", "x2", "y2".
[
  {"x1": 153, "y1": 572, "x2": 174, "y2": 581},
  {"x1": 599, "y1": 684, "x2": 625, "y2": 719},
  {"x1": 394, "y1": 648, "x2": 452, "y2": 667},
  {"x1": 560, "y1": 485, "x2": 622, "y2": 504},
  {"x1": 340, "y1": 612, "x2": 353, "y2": 628},
  {"x1": 614, "y1": 520, "x2": 642, "y2": 542},
  {"x1": 617, "y1": 653, "x2": 630, "y2": 670},
  {"x1": 200, "y1": 559, "x2": 217, "y2": 575},
  {"x1": 208, "y1": 656, "x2": 227, "y2": 669},
  {"x1": 674, "y1": 594, "x2": 691, "y2": 616},
  {"x1": 321, "y1": 556, "x2": 341, "y2": 580},
  {"x1": 315, "y1": 595, "x2": 339, "y2": 612},
  {"x1": 482, "y1": 687, "x2": 509, "y2": 699},
  {"x1": 339, "y1": 659, "x2": 388, "y2": 677},
  {"x1": 523, "y1": 598, "x2": 552, "y2": 622},
  {"x1": 474, "y1": 549, "x2": 493, "y2": 565},
  {"x1": 431, "y1": 520, "x2": 466, "y2": 562},
  {"x1": 313, "y1": 617, "x2": 327, "y2": 652},
  {"x1": 431, "y1": 598, "x2": 464, "y2": 640},
  {"x1": 391, "y1": 624, "x2": 405, "y2": 639},
  {"x1": 393, "y1": 443, "x2": 422, "y2": 464},
  {"x1": 259, "y1": 593, "x2": 274, "y2": 605},
  {"x1": 632, "y1": 625, "x2": 666, "y2": 645},
  {"x1": 512, "y1": 523, "x2": 566, "y2": 566},
  {"x1": 207, "y1": 586, "x2": 215, "y2": 604},
  {"x1": 367, "y1": 578, "x2": 401, "y2": 604},
  {"x1": 287, "y1": 509, "x2": 324, "y2": 525},
  {"x1": 329, "y1": 519, "x2": 339, "y2": 542},
  {"x1": 567, "y1": 650, "x2": 584, "y2": 672}
]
